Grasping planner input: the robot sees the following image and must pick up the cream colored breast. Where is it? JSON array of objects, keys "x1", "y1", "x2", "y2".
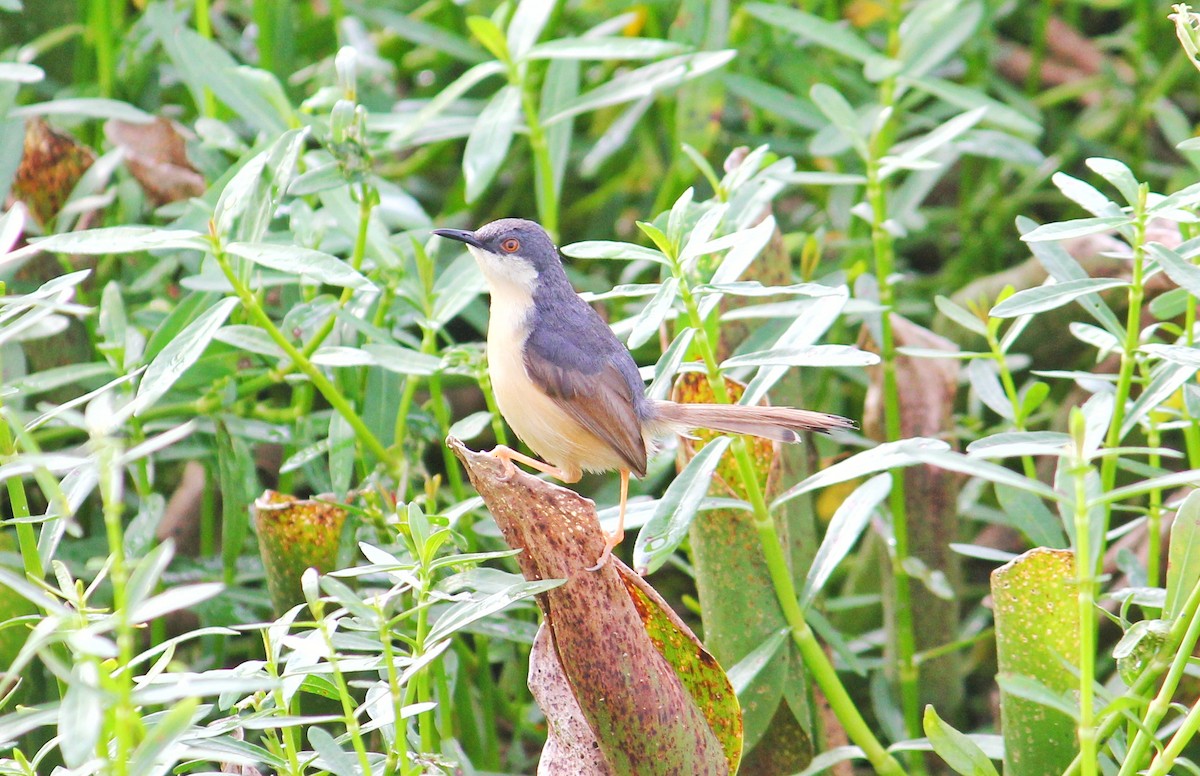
[{"x1": 484, "y1": 281, "x2": 630, "y2": 480}]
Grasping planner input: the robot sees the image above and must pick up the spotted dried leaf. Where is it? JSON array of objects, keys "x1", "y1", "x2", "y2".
[
  {"x1": 106, "y1": 118, "x2": 206, "y2": 206},
  {"x1": 11, "y1": 119, "x2": 95, "y2": 226}
]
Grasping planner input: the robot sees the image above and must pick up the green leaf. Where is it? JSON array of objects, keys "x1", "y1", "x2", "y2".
[
  {"x1": 1019, "y1": 216, "x2": 1130, "y2": 242},
  {"x1": 802, "y1": 473, "x2": 891, "y2": 608},
  {"x1": 1165, "y1": 490, "x2": 1200, "y2": 621},
  {"x1": 773, "y1": 438, "x2": 949, "y2": 509},
  {"x1": 506, "y1": 0, "x2": 556, "y2": 60},
  {"x1": 390, "y1": 61, "x2": 507, "y2": 146},
  {"x1": 467, "y1": 15, "x2": 511, "y2": 63},
  {"x1": 0, "y1": 63, "x2": 43, "y2": 83},
  {"x1": 561, "y1": 239, "x2": 670, "y2": 265},
  {"x1": 627, "y1": 276, "x2": 679, "y2": 349},
  {"x1": 724, "y1": 628, "x2": 788, "y2": 695},
  {"x1": 966, "y1": 431, "x2": 1071, "y2": 459},
  {"x1": 427, "y1": 578, "x2": 563, "y2": 643},
  {"x1": 722, "y1": 73, "x2": 824, "y2": 130},
  {"x1": 1052, "y1": 172, "x2": 1121, "y2": 218},
  {"x1": 809, "y1": 83, "x2": 866, "y2": 155},
  {"x1": 902, "y1": 75, "x2": 1041, "y2": 137},
  {"x1": 881, "y1": 107, "x2": 985, "y2": 176},
  {"x1": 12, "y1": 97, "x2": 154, "y2": 124},
  {"x1": 127, "y1": 697, "x2": 201, "y2": 776},
  {"x1": 225, "y1": 242, "x2": 372, "y2": 290},
  {"x1": 633, "y1": 436, "x2": 732, "y2": 574},
  {"x1": 131, "y1": 297, "x2": 239, "y2": 417},
  {"x1": 990, "y1": 278, "x2": 1130, "y2": 318},
  {"x1": 966, "y1": 359, "x2": 1013, "y2": 420},
  {"x1": 1086, "y1": 157, "x2": 1140, "y2": 206},
  {"x1": 544, "y1": 50, "x2": 735, "y2": 125},
  {"x1": 720, "y1": 344, "x2": 879, "y2": 369},
  {"x1": 1149, "y1": 243, "x2": 1200, "y2": 297},
  {"x1": 922, "y1": 705, "x2": 1001, "y2": 776},
  {"x1": 528, "y1": 37, "x2": 687, "y2": 60},
  {"x1": 898, "y1": 0, "x2": 983, "y2": 80},
  {"x1": 744, "y1": 4, "x2": 890, "y2": 71},
  {"x1": 541, "y1": 56, "x2": 578, "y2": 197},
  {"x1": 32, "y1": 227, "x2": 207, "y2": 255},
  {"x1": 361, "y1": 343, "x2": 443, "y2": 375},
  {"x1": 308, "y1": 727, "x2": 356, "y2": 776},
  {"x1": 463, "y1": 85, "x2": 522, "y2": 202},
  {"x1": 935, "y1": 295, "x2": 988, "y2": 336},
  {"x1": 361, "y1": 8, "x2": 486, "y2": 63}
]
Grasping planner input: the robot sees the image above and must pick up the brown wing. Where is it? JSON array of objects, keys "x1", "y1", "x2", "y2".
[{"x1": 524, "y1": 347, "x2": 648, "y2": 477}]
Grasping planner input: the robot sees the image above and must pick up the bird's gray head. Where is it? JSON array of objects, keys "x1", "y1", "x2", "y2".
[{"x1": 433, "y1": 218, "x2": 563, "y2": 293}]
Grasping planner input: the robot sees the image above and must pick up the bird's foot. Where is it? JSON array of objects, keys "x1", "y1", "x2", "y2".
[
  {"x1": 585, "y1": 530, "x2": 624, "y2": 572},
  {"x1": 487, "y1": 445, "x2": 521, "y2": 481}
]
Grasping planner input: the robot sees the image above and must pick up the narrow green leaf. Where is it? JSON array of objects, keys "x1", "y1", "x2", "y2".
[
  {"x1": 132, "y1": 297, "x2": 239, "y2": 417},
  {"x1": 922, "y1": 705, "x2": 1001, "y2": 776},
  {"x1": 528, "y1": 37, "x2": 687, "y2": 60},
  {"x1": 634, "y1": 436, "x2": 733, "y2": 574},
  {"x1": 627, "y1": 276, "x2": 679, "y2": 349},
  {"x1": 0, "y1": 63, "x2": 43, "y2": 83},
  {"x1": 1052, "y1": 172, "x2": 1120, "y2": 218},
  {"x1": 720, "y1": 344, "x2": 879, "y2": 369},
  {"x1": 966, "y1": 359, "x2": 1014, "y2": 420},
  {"x1": 308, "y1": 727, "x2": 356, "y2": 776},
  {"x1": 1149, "y1": 243, "x2": 1200, "y2": 297},
  {"x1": 561, "y1": 240, "x2": 670, "y2": 265},
  {"x1": 990, "y1": 278, "x2": 1130, "y2": 318},
  {"x1": 427, "y1": 578, "x2": 563, "y2": 643},
  {"x1": 773, "y1": 438, "x2": 950, "y2": 509},
  {"x1": 467, "y1": 15, "x2": 510, "y2": 62},
  {"x1": 802, "y1": 473, "x2": 891, "y2": 608},
  {"x1": 1019, "y1": 216, "x2": 1129, "y2": 242},
  {"x1": 544, "y1": 50, "x2": 735, "y2": 126},
  {"x1": 225, "y1": 242, "x2": 372, "y2": 289},
  {"x1": 724, "y1": 628, "x2": 789, "y2": 695},
  {"x1": 1085, "y1": 157, "x2": 1140, "y2": 206},
  {"x1": 33, "y1": 227, "x2": 207, "y2": 255},
  {"x1": 744, "y1": 4, "x2": 888, "y2": 69},
  {"x1": 12, "y1": 97, "x2": 154, "y2": 124},
  {"x1": 1165, "y1": 490, "x2": 1200, "y2": 621},
  {"x1": 463, "y1": 85, "x2": 522, "y2": 202},
  {"x1": 127, "y1": 697, "x2": 202, "y2": 776},
  {"x1": 935, "y1": 295, "x2": 988, "y2": 336},
  {"x1": 507, "y1": 0, "x2": 555, "y2": 60}
]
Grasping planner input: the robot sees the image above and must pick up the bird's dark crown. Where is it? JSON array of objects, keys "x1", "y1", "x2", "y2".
[{"x1": 473, "y1": 218, "x2": 563, "y2": 275}]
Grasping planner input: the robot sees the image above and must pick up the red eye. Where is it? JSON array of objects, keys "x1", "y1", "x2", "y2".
[{"x1": 501, "y1": 238, "x2": 520, "y2": 253}]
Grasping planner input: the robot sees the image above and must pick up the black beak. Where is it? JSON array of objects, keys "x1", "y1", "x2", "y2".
[{"x1": 433, "y1": 228, "x2": 484, "y2": 249}]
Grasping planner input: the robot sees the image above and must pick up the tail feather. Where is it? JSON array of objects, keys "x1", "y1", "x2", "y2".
[{"x1": 651, "y1": 401, "x2": 854, "y2": 443}]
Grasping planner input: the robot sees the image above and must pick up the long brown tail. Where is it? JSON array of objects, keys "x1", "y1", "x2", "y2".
[{"x1": 651, "y1": 400, "x2": 855, "y2": 443}]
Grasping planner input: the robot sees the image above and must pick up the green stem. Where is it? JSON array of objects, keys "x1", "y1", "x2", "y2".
[
  {"x1": 520, "y1": 82, "x2": 559, "y2": 239},
  {"x1": 0, "y1": 412, "x2": 42, "y2": 581},
  {"x1": 1099, "y1": 185, "x2": 1149, "y2": 519},
  {"x1": 866, "y1": 142, "x2": 920, "y2": 744},
  {"x1": 1065, "y1": 573, "x2": 1200, "y2": 775},
  {"x1": 675, "y1": 263, "x2": 903, "y2": 775},
  {"x1": 88, "y1": 0, "x2": 114, "y2": 98},
  {"x1": 211, "y1": 241, "x2": 396, "y2": 471},
  {"x1": 315, "y1": 608, "x2": 374, "y2": 776},
  {"x1": 193, "y1": 0, "x2": 217, "y2": 116},
  {"x1": 1072, "y1": 455, "x2": 1097, "y2": 776},
  {"x1": 98, "y1": 437, "x2": 136, "y2": 776}
]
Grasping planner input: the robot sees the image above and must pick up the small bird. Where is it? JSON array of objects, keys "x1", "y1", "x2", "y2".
[{"x1": 434, "y1": 218, "x2": 852, "y2": 569}]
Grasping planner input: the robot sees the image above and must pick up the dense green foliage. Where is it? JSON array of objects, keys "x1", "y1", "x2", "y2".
[{"x1": 4, "y1": 0, "x2": 1200, "y2": 774}]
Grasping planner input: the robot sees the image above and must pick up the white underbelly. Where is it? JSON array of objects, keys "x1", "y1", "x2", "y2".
[{"x1": 488, "y1": 336, "x2": 634, "y2": 478}]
